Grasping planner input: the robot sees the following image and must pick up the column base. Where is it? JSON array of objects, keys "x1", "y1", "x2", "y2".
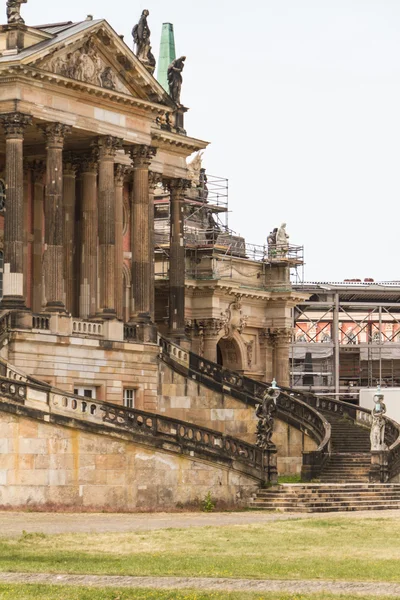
[
  {"x1": 0, "y1": 296, "x2": 27, "y2": 311},
  {"x1": 45, "y1": 301, "x2": 67, "y2": 314},
  {"x1": 96, "y1": 308, "x2": 117, "y2": 320},
  {"x1": 125, "y1": 321, "x2": 158, "y2": 343}
]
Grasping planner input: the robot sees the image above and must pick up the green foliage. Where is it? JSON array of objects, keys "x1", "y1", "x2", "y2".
[
  {"x1": 277, "y1": 475, "x2": 302, "y2": 484},
  {"x1": 201, "y1": 491, "x2": 215, "y2": 513}
]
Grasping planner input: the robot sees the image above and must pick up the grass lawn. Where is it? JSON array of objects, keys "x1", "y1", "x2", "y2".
[
  {"x1": 0, "y1": 517, "x2": 400, "y2": 582},
  {"x1": 0, "y1": 588, "x2": 397, "y2": 600}
]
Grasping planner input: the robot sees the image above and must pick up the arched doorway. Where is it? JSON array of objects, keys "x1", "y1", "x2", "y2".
[{"x1": 217, "y1": 337, "x2": 244, "y2": 371}]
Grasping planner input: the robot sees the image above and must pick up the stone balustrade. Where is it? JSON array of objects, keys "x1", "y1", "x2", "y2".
[
  {"x1": 0, "y1": 371, "x2": 267, "y2": 482},
  {"x1": 72, "y1": 319, "x2": 104, "y2": 336}
]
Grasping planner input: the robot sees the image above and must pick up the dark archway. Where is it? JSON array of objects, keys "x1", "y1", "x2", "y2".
[{"x1": 217, "y1": 337, "x2": 244, "y2": 371}]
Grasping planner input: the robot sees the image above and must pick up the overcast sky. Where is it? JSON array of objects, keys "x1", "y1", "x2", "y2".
[{"x1": 22, "y1": 0, "x2": 400, "y2": 282}]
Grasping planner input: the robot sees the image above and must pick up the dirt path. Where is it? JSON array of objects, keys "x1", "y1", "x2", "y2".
[
  {"x1": 1, "y1": 508, "x2": 400, "y2": 537},
  {"x1": 1, "y1": 572, "x2": 400, "y2": 596}
]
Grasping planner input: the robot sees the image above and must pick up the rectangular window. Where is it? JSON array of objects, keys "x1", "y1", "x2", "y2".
[
  {"x1": 74, "y1": 387, "x2": 96, "y2": 399},
  {"x1": 123, "y1": 388, "x2": 135, "y2": 408}
]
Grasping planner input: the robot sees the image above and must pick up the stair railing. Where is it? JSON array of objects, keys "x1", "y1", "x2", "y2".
[{"x1": 159, "y1": 336, "x2": 332, "y2": 480}]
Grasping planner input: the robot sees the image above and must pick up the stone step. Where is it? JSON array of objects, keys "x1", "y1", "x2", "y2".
[{"x1": 248, "y1": 503, "x2": 400, "y2": 513}]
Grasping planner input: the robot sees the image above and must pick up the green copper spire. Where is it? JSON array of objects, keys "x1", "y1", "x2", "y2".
[{"x1": 157, "y1": 23, "x2": 176, "y2": 93}]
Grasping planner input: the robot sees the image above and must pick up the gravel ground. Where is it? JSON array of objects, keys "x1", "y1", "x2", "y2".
[
  {"x1": 1, "y1": 508, "x2": 400, "y2": 537},
  {"x1": 0, "y1": 572, "x2": 400, "y2": 596}
]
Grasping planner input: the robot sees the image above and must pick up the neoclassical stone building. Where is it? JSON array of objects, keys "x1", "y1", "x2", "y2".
[{"x1": 0, "y1": 7, "x2": 304, "y2": 397}]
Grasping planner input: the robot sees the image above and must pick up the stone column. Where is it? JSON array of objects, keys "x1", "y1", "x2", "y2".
[
  {"x1": 148, "y1": 171, "x2": 161, "y2": 322},
  {"x1": 96, "y1": 136, "x2": 121, "y2": 319},
  {"x1": 32, "y1": 161, "x2": 45, "y2": 314},
  {"x1": 79, "y1": 154, "x2": 98, "y2": 319},
  {"x1": 114, "y1": 164, "x2": 128, "y2": 321},
  {"x1": 0, "y1": 112, "x2": 32, "y2": 309},
  {"x1": 129, "y1": 145, "x2": 156, "y2": 336},
  {"x1": 41, "y1": 123, "x2": 72, "y2": 313},
  {"x1": 260, "y1": 330, "x2": 275, "y2": 383},
  {"x1": 63, "y1": 154, "x2": 77, "y2": 315},
  {"x1": 167, "y1": 178, "x2": 190, "y2": 340},
  {"x1": 274, "y1": 328, "x2": 292, "y2": 388}
]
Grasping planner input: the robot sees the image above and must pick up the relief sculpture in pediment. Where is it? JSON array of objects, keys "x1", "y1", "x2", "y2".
[{"x1": 45, "y1": 40, "x2": 130, "y2": 94}]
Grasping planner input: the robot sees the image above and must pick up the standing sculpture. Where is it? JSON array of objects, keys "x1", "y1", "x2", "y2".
[
  {"x1": 132, "y1": 9, "x2": 156, "y2": 74},
  {"x1": 370, "y1": 388, "x2": 387, "y2": 451},
  {"x1": 167, "y1": 56, "x2": 186, "y2": 105},
  {"x1": 255, "y1": 380, "x2": 280, "y2": 450},
  {"x1": 267, "y1": 227, "x2": 278, "y2": 258},
  {"x1": 7, "y1": 0, "x2": 27, "y2": 24},
  {"x1": 276, "y1": 223, "x2": 289, "y2": 257}
]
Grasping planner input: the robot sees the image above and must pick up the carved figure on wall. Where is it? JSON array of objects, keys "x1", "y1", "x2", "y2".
[
  {"x1": 221, "y1": 296, "x2": 247, "y2": 340},
  {"x1": 187, "y1": 152, "x2": 204, "y2": 183},
  {"x1": 168, "y1": 56, "x2": 186, "y2": 105},
  {"x1": 276, "y1": 222, "x2": 289, "y2": 256},
  {"x1": 100, "y1": 67, "x2": 116, "y2": 90},
  {"x1": 370, "y1": 389, "x2": 387, "y2": 451},
  {"x1": 198, "y1": 328, "x2": 205, "y2": 357},
  {"x1": 255, "y1": 384, "x2": 280, "y2": 450},
  {"x1": 245, "y1": 340, "x2": 254, "y2": 369},
  {"x1": 45, "y1": 40, "x2": 129, "y2": 94},
  {"x1": 7, "y1": 0, "x2": 27, "y2": 24}
]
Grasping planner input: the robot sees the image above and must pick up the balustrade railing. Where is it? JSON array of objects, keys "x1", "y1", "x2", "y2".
[
  {"x1": 160, "y1": 336, "x2": 400, "y2": 483},
  {"x1": 32, "y1": 315, "x2": 50, "y2": 330},
  {"x1": 0, "y1": 370, "x2": 266, "y2": 481},
  {"x1": 72, "y1": 320, "x2": 103, "y2": 336}
]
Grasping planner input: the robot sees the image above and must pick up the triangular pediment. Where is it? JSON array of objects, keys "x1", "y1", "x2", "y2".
[
  {"x1": 17, "y1": 20, "x2": 174, "y2": 107},
  {"x1": 38, "y1": 37, "x2": 132, "y2": 95}
]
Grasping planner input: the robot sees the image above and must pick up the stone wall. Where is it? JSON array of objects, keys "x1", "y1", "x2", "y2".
[
  {"x1": 0, "y1": 409, "x2": 259, "y2": 511},
  {"x1": 7, "y1": 331, "x2": 159, "y2": 410},
  {"x1": 157, "y1": 362, "x2": 316, "y2": 475}
]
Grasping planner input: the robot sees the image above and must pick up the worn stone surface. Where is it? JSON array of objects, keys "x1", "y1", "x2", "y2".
[{"x1": 0, "y1": 410, "x2": 258, "y2": 511}]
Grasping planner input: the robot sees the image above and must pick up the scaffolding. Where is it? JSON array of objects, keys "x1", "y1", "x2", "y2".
[
  {"x1": 154, "y1": 172, "x2": 304, "y2": 285},
  {"x1": 291, "y1": 283, "x2": 400, "y2": 398}
]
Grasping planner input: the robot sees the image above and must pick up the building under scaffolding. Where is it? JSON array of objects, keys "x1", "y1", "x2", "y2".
[
  {"x1": 154, "y1": 172, "x2": 304, "y2": 287},
  {"x1": 291, "y1": 281, "x2": 400, "y2": 400}
]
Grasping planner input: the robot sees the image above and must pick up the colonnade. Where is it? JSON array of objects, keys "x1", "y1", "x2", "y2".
[{"x1": 0, "y1": 112, "x2": 189, "y2": 341}]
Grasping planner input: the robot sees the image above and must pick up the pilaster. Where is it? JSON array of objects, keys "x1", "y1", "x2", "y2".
[
  {"x1": 274, "y1": 327, "x2": 293, "y2": 388},
  {"x1": 0, "y1": 112, "x2": 32, "y2": 309},
  {"x1": 40, "y1": 122, "x2": 72, "y2": 313}
]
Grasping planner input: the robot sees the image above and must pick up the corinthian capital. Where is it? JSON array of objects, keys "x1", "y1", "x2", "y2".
[
  {"x1": 114, "y1": 164, "x2": 130, "y2": 187},
  {"x1": 163, "y1": 177, "x2": 191, "y2": 193},
  {"x1": 0, "y1": 112, "x2": 32, "y2": 138},
  {"x1": 130, "y1": 144, "x2": 157, "y2": 168},
  {"x1": 39, "y1": 122, "x2": 72, "y2": 148},
  {"x1": 97, "y1": 136, "x2": 123, "y2": 159}
]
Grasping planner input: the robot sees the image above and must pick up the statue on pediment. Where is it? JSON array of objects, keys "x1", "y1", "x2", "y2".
[
  {"x1": 7, "y1": 0, "x2": 27, "y2": 24},
  {"x1": 132, "y1": 9, "x2": 156, "y2": 74},
  {"x1": 168, "y1": 56, "x2": 186, "y2": 105}
]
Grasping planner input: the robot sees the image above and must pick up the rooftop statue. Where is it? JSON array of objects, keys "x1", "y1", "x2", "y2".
[
  {"x1": 132, "y1": 9, "x2": 156, "y2": 74},
  {"x1": 276, "y1": 222, "x2": 289, "y2": 257},
  {"x1": 167, "y1": 56, "x2": 186, "y2": 105},
  {"x1": 7, "y1": 0, "x2": 27, "y2": 24}
]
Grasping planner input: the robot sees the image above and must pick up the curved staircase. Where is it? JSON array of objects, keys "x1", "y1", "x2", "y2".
[{"x1": 160, "y1": 338, "x2": 400, "y2": 512}]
